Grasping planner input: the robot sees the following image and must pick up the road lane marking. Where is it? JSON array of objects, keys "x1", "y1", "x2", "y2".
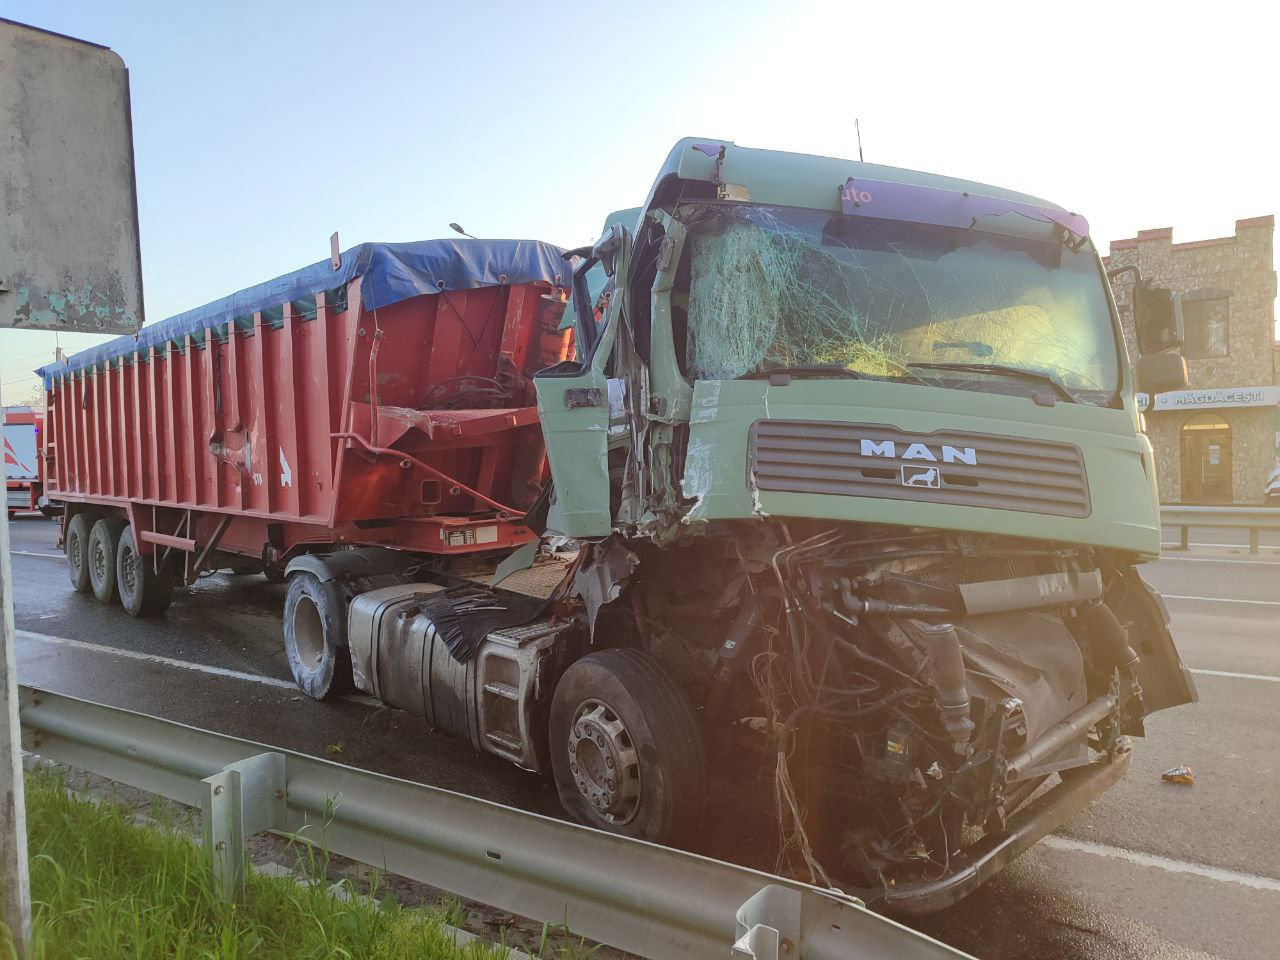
[
  {"x1": 16, "y1": 629, "x2": 298, "y2": 690},
  {"x1": 16, "y1": 629, "x2": 386, "y2": 708},
  {"x1": 1162, "y1": 594, "x2": 1280, "y2": 606},
  {"x1": 1190, "y1": 668, "x2": 1280, "y2": 683},
  {"x1": 1042, "y1": 836, "x2": 1280, "y2": 893},
  {"x1": 10, "y1": 550, "x2": 64, "y2": 560}
]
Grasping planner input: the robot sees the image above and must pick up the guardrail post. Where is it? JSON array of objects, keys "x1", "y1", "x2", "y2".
[
  {"x1": 733, "y1": 885, "x2": 803, "y2": 960},
  {"x1": 1179, "y1": 525, "x2": 1188, "y2": 551},
  {"x1": 0, "y1": 463, "x2": 32, "y2": 955},
  {"x1": 1249, "y1": 527, "x2": 1259, "y2": 555},
  {"x1": 201, "y1": 752, "x2": 286, "y2": 901}
]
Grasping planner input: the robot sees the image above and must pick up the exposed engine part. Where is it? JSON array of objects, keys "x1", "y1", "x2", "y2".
[
  {"x1": 1003, "y1": 693, "x2": 1117, "y2": 783},
  {"x1": 1075, "y1": 598, "x2": 1141, "y2": 674},
  {"x1": 348, "y1": 583, "x2": 574, "y2": 772},
  {"x1": 704, "y1": 603, "x2": 764, "y2": 724},
  {"x1": 957, "y1": 570, "x2": 1102, "y2": 616},
  {"x1": 914, "y1": 621, "x2": 974, "y2": 753},
  {"x1": 603, "y1": 525, "x2": 1153, "y2": 895}
]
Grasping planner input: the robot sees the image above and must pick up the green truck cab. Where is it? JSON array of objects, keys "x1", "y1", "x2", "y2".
[{"x1": 530, "y1": 138, "x2": 1196, "y2": 910}]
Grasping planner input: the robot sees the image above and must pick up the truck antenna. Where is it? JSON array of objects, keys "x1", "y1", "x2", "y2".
[{"x1": 855, "y1": 118, "x2": 864, "y2": 162}]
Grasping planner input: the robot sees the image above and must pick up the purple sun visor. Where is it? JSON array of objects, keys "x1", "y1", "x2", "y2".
[{"x1": 839, "y1": 177, "x2": 1089, "y2": 242}]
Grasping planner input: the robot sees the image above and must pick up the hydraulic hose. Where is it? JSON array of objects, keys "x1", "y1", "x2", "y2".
[
  {"x1": 916, "y1": 621, "x2": 975, "y2": 752},
  {"x1": 1075, "y1": 600, "x2": 1140, "y2": 673}
]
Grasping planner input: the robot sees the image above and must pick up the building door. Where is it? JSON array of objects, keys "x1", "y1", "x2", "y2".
[{"x1": 1180, "y1": 414, "x2": 1232, "y2": 502}]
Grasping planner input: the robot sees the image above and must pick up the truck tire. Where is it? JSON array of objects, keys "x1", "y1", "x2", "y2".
[
  {"x1": 65, "y1": 513, "x2": 93, "y2": 593},
  {"x1": 87, "y1": 517, "x2": 127, "y2": 604},
  {"x1": 116, "y1": 526, "x2": 175, "y2": 618},
  {"x1": 283, "y1": 572, "x2": 353, "y2": 700},
  {"x1": 549, "y1": 648, "x2": 705, "y2": 846}
]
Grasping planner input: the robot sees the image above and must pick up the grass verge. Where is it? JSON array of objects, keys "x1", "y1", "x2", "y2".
[{"x1": 1, "y1": 768, "x2": 507, "y2": 959}]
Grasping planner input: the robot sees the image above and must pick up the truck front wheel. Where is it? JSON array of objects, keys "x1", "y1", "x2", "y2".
[
  {"x1": 283, "y1": 572, "x2": 352, "y2": 700},
  {"x1": 87, "y1": 517, "x2": 127, "y2": 604},
  {"x1": 116, "y1": 526, "x2": 175, "y2": 618},
  {"x1": 549, "y1": 648, "x2": 706, "y2": 846}
]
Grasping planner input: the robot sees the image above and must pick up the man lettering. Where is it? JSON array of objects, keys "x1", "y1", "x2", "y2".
[
  {"x1": 942, "y1": 445, "x2": 977, "y2": 465},
  {"x1": 901, "y1": 442, "x2": 938, "y2": 461}
]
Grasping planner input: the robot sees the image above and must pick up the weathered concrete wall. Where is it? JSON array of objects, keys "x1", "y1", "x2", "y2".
[
  {"x1": 1105, "y1": 216, "x2": 1278, "y2": 503},
  {"x1": 0, "y1": 21, "x2": 142, "y2": 334}
]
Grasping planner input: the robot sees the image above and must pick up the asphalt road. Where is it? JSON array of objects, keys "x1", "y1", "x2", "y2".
[{"x1": 6, "y1": 513, "x2": 1278, "y2": 960}]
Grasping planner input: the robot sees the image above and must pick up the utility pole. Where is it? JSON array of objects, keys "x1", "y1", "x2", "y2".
[{"x1": 0, "y1": 20, "x2": 145, "y2": 953}]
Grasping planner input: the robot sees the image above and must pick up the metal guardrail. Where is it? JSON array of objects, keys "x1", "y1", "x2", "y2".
[
  {"x1": 17, "y1": 684, "x2": 968, "y2": 960},
  {"x1": 1161, "y1": 504, "x2": 1280, "y2": 554}
]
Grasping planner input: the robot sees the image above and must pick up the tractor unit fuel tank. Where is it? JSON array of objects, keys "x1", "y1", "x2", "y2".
[{"x1": 347, "y1": 584, "x2": 570, "y2": 772}]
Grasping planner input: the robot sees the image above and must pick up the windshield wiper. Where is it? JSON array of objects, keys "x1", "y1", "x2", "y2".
[
  {"x1": 906, "y1": 362, "x2": 1076, "y2": 405},
  {"x1": 745, "y1": 364, "x2": 867, "y2": 383}
]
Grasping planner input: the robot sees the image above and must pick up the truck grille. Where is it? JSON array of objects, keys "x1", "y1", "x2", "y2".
[{"x1": 750, "y1": 420, "x2": 1091, "y2": 518}]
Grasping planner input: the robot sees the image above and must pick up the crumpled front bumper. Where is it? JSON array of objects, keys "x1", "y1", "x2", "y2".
[{"x1": 875, "y1": 746, "x2": 1132, "y2": 915}]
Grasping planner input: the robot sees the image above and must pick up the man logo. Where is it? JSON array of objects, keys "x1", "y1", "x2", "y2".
[{"x1": 901, "y1": 465, "x2": 941, "y2": 489}]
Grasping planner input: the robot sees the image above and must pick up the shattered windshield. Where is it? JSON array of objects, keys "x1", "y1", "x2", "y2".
[{"x1": 677, "y1": 203, "x2": 1119, "y2": 400}]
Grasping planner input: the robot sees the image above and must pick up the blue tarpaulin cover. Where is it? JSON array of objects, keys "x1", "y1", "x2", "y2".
[{"x1": 37, "y1": 238, "x2": 570, "y2": 386}]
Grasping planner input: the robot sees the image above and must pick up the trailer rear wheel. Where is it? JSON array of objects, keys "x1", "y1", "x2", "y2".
[
  {"x1": 283, "y1": 572, "x2": 352, "y2": 699},
  {"x1": 66, "y1": 514, "x2": 92, "y2": 593},
  {"x1": 549, "y1": 648, "x2": 705, "y2": 846},
  {"x1": 116, "y1": 526, "x2": 175, "y2": 618},
  {"x1": 87, "y1": 517, "x2": 127, "y2": 604}
]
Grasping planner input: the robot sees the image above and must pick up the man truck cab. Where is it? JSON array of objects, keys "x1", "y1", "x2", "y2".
[{"x1": 526, "y1": 139, "x2": 1194, "y2": 909}]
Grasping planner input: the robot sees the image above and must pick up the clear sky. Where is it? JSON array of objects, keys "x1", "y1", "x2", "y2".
[{"x1": 2, "y1": 0, "x2": 1276, "y2": 404}]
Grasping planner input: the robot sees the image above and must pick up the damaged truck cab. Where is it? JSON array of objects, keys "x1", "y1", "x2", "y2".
[{"x1": 524, "y1": 139, "x2": 1196, "y2": 909}]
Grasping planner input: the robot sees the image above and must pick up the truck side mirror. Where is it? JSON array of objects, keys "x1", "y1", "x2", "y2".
[
  {"x1": 592, "y1": 223, "x2": 628, "y2": 278},
  {"x1": 1134, "y1": 351, "x2": 1188, "y2": 395},
  {"x1": 1133, "y1": 281, "x2": 1183, "y2": 355}
]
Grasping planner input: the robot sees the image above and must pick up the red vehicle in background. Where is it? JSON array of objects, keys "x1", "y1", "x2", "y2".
[{"x1": 4, "y1": 405, "x2": 50, "y2": 519}]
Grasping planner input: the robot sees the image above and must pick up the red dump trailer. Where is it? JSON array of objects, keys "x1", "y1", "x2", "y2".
[{"x1": 38, "y1": 239, "x2": 571, "y2": 615}]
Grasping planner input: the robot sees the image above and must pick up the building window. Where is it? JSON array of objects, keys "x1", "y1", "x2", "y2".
[
  {"x1": 1179, "y1": 413, "x2": 1232, "y2": 502},
  {"x1": 1180, "y1": 293, "x2": 1229, "y2": 358}
]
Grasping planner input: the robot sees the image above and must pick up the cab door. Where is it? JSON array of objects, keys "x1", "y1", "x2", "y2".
[{"x1": 533, "y1": 257, "x2": 616, "y2": 538}]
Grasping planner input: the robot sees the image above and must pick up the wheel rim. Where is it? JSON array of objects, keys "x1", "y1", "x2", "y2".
[
  {"x1": 92, "y1": 538, "x2": 108, "y2": 583},
  {"x1": 120, "y1": 544, "x2": 137, "y2": 597},
  {"x1": 292, "y1": 595, "x2": 326, "y2": 667},
  {"x1": 567, "y1": 698, "x2": 641, "y2": 825}
]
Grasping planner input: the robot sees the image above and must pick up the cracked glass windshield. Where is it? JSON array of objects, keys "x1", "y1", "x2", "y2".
[{"x1": 678, "y1": 203, "x2": 1119, "y2": 401}]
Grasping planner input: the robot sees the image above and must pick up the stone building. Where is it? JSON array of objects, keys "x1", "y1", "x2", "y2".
[{"x1": 1105, "y1": 216, "x2": 1278, "y2": 504}]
